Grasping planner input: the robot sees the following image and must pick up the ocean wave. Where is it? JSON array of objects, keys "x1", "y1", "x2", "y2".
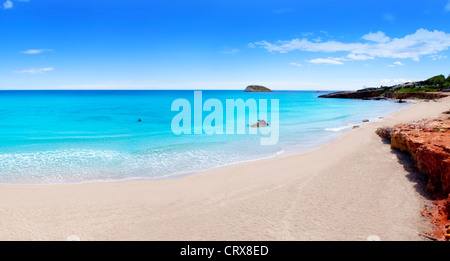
[
  {"x1": 275, "y1": 150, "x2": 285, "y2": 156},
  {"x1": 324, "y1": 125, "x2": 352, "y2": 132},
  {"x1": 0, "y1": 148, "x2": 270, "y2": 184}
]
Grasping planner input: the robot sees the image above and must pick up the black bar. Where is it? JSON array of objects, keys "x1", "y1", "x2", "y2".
[{"x1": 0, "y1": 241, "x2": 447, "y2": 259}]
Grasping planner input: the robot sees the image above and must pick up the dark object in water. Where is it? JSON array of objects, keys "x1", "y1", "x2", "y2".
[
  {"x1": 138, "y1": 119, "x2": 142, "y2": 122},
  {"x1": 397, "y1": 99, "x2": 406, "y2": 103}
]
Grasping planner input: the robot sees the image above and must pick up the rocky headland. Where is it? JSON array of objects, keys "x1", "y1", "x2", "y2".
[
  {"x1": 376, "y1": 115, "x2": 450, "y2": 240},
  {"x1": 319, "y1": 88, "x2": 447, "y2": 100},
  {"x1": 319, "y1": 74, "x2": 450, "y2": 101},
  {"x1": 318, "y1": 89, "x2": 385, "y2": 99}
]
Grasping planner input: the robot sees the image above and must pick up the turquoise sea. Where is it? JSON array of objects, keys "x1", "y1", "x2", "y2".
[{"x1": 0, "y1": 90, "x2": 409, "y2": 184}]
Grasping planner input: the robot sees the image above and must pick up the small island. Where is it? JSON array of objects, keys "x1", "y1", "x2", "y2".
[{"x1": 244, "y1": 85, "x2": 273, "y2": 92}]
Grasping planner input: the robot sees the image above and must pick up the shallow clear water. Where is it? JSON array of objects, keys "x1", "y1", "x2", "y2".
[{"x1": 0, "y1": 90, "x2": 409, "y2": 184}]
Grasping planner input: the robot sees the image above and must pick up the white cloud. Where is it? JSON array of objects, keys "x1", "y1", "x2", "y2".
[
  {"x1": 446, "y1": 0, "x2": 450, "y2": 11},
  {"x1": 386, "y1": 61, "x2": 404, "y2": 67},
  {"x1": 14, "y1": 67, "x2": 54, "y2": 74},
  {"x1": 21, "y1": 49, "x2": 53, "y2": 54},
  {"x1": 307, "y1": 58, "x2": 343, "y2": 65},
  {"x1": 252, "y1": 39, "x2": 363, "y2": 54},
  {"x1": 362, "y1": 31, "x2": 390, "y2": 43},
  {"x1": 430, "y1": 54, "x2": 447, "y2": 60},
  {"x1": 3, "y1": 0, "x2": 13, "y2": 9},
  {"x1": 2, "y1": 0, "x2": 30, "y2": 10},
  {"x1": 289, "y1": 62, "x2": 302, "y2": 67},
  {"x1": 347, "y1": 53, "x2": 374, "y2": 60},
  {"x1": 251, "y1": 29, "x2": 450, "y2": 62},
  {"x1": 301, "y1": 32, "x2": 314, "y2": 37}
]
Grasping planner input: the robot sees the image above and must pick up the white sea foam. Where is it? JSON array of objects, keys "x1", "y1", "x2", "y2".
[
  {"x1": 275, "y1": 150, "x2": 285, "y2": 156},
  {"x1": 324, "y1": 125, "x2": 352, "y2": 132},
  {"x1": 0, "y1": 148, "x2": 273, "y2": 184}
]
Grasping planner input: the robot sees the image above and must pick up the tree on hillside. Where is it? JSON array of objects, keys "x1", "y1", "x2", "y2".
[{"x1": 424, "y1": 74, "x2": 446, "y2": 86}]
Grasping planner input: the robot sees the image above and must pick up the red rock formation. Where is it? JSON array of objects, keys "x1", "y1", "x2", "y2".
[
  {"x1": 421, "y1": 198, "x2": 449, "y2": 240},
  {"x1": 376, "y1": 116, "x2": 450, "y2": 240}
]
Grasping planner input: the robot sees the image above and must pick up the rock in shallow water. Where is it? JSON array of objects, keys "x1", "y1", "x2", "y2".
[{"x1": 251, "y1": 120, "x2": 269, "y2": 127}]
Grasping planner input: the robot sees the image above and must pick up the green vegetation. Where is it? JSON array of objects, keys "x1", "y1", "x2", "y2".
[
  {"x1": 351, "y1": 73, "x2": 449, "y2": 100},
  {"x1": 421, "y1": 74, "x2": 446, "y2": 86},
  {"x1": 395, "y1": 86, "x2": 442, "y2": 93},
  {"x1": 390, "y1": 92, "x2": 444, "y2": 99},
  {"x1": 357, "y1": 87, "x2": 379, "y2": 92},
  {"x1": 357, "y1": 86, "x2": 392, "y2": 92},
  {"x1": 390, "y1": 73, "x2": 450, "y2": 93},
  {"x1": 433, "y1": 127, "x2": 448, "y2": 131}
]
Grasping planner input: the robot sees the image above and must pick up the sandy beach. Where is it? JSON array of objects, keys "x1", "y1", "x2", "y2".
[{"x1": 1, "y1": 97, "x2": 449, "y2": 241}]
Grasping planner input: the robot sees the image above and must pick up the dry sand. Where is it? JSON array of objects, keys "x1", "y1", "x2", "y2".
[{"x1": 1, "y1": 97, "x2": 449, "y2": 241}]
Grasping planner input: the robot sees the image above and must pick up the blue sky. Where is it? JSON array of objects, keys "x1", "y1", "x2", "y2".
[{"x1": 1, "y1": 0, "x2": 450, "y2": 90}]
